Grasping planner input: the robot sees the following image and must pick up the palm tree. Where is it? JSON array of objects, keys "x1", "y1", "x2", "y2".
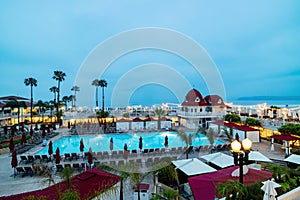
[
  {"x1": 202, "y1": 127, "x2": 217, "y2": 152},
  {"x1": 216, "y1": 180, "x2": 247, "y2": 200},
  {"x1": 71, "y1": 85, "x2": 80, "y2": 109},
  {"x1": 36, "y1": 100, "x2": 47, "y2": 122},
  {"x1": 49, "y1": 86, "x2": 59, "y2": 104},
  {"x1": 153, "y1": 108, "x2": 165, "y2": 130},
  {"x1": 47, "y1": 100, "x2": 55, "y2": 123},
  {"x1": 24, "y1": 77, "x2": 38, "y2": 124},
  {"x1": 92, "y1": 79, "x2": 100, "y2": 109},
  {"x1": 61, "y1": 166, "x2": 73, "y2": 189},
  {"x1": 177, "y1": 128, "x2": 199, "y2": 159},
  {"x1": 99, "y1": 79, "x2": 107, "y2": 111},
  {"x1": 62, "y1": 95, "x2": 72, "y2": 111},
  {"x1": 52, "y1": 71, "x2": 66, "y2": 123},
  {"x1": 3, "y1": 98, "x2": 27, "y2": 124},
  {"x1": 98, "y1": 160, "x2": 171, "y2": 200}
]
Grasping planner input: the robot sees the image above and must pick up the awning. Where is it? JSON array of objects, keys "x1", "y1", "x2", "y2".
[
  {"x1": 188, "y1": 166, "x2": 272, "y2": 200},
  {"x1": 201, "y1": 152, "x2": 234, "y2": 168},
  {"x1": 271, "y1": 133, "x2": 299, "y2": 141},
  {"x1": 248, "y1": 151, "x2": 273, "y2": 163},
  {"x1": 172, "y1": 158, "x2": 216, "y2": 176},
  {"x1": 284, "y1": 154, "x2": 300, "y2": 165}
]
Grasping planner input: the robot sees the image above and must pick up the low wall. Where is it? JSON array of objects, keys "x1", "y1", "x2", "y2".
[{"x1": 278, "y1": 186, "x2": 300, "y2": 200}]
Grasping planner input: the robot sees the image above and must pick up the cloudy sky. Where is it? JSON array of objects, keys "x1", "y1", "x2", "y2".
[{"x1": 1, "y1": 1, "x2": 300, "y2": 107}]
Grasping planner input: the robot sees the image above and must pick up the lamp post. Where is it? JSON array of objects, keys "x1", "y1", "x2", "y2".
[{"x1": 231, "y1": 134, "x2": 252, "y2": 184}]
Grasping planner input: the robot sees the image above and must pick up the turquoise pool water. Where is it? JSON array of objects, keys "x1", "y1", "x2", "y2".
[{"x1": 36, "y1": 131, "x2": 224, "y2": 155}]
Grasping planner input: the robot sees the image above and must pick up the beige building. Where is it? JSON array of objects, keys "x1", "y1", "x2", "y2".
[{"x1": 177, "y1": 89, "x2": 226, "y2": 129}]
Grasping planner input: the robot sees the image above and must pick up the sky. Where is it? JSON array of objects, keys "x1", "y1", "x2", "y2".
[{"x1": 0, "y1": 1, "x2": 300, "y2": 107}]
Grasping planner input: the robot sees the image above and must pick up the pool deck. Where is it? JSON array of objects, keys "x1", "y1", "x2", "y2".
[{"x1": 0, "y1": 127, "x2": 288, "y2": 198}]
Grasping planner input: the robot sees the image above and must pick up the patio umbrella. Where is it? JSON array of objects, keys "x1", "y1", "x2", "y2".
[
  {"x1": 284, "y1": 154, "x2": 300, "y2": 165},
  {"x1": 261, "y1": 179, "x2": 281, "y2": 200},
  {"x1": 164, "y1": 135, "x2": 168, "y2": 148},
  {"x1": 55, "y1": 147, "x2": 61, "y2": 164},
  {"x1": 11, "y1": 126, "x2": 15, "y2": 137},
  {"x1": 80, "y1": 138, "x2": 84, "y2": 152},
  {"x1": 4, "y1": 125, "x2": 7, "y2": 135},
  {"x1": 110, "y1": 138, "x2": 113, "y2": 151},
  {"x1": 48, "y1": 140, "x2": 53, "y2": 156},
  {"x1": 88, "y1": 147, "x2": 93, "y2": 166},
  {"x1": 248, "y1": 151, "x2": 273, "y2": 163},
  {"x1": 21, "y1": 132, "x2": 27, "y2": 144},
  {"x1": 139, "y1": 136, "x2": 143, "y2": 150},
  {"x1": 42, "y1": 127, "x2": 46, "y2": 137},
  {"x1": 201, "y1": 152, "x2": 234, "y2": 168},
  {"x1": 124, "y1": 143, "x2": 128, "y2": 160},
  {"x1": 30, "y1": 126, "x2": 34, "y2": 136},
  {"x1": 9, "y1": 137, "x2": 15, "y2": 152},
  {"x1": 11, "y1": 150, "x2": 18, "y2": 177}
]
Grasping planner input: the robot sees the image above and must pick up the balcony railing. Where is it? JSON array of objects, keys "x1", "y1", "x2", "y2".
[{"x1": 177, "y1": 111, "x2": 225, "y2": 118}]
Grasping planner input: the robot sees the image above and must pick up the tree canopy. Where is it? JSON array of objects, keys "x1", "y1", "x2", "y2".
[
  {"x1": 244, "y1": 118, "x2": 262, "y2": 127},
  {"x1": 278, "y1": 123, "x2": 300, "y2": 136},
  {"x1": 224, "y1": 114, "x2": 241, "y2": 123}
]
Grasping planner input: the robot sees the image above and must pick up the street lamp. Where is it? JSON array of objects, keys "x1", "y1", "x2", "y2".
[{"x1": 231, "y1": 134, "x2": 252, "y2": 184}]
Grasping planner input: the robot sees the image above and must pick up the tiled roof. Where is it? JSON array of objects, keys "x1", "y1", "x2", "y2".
[
  {"x1": 181, "y1": 89, "x2": 225, "y2": 107},
  {"x1": 181, "y1": 89, "x2": 206, "y2": 106},
  {"x1": 204, "y1": 95, "x2": 225, "y2": 106},
  {"x1": 0, "y1": 96, "x2": 29, "y2": 101},
  {"x1": 211, "y1": 121, "x2": 259, "y2": 132},
  {"x1": 0, "y1": 168, "x2": 120, "y2": 200}
]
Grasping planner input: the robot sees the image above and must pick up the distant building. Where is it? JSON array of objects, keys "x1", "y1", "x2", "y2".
[
  {"x1": 0, "y1": 95, "x2": 32, "y2": 126},
  {"x1": 177, "y1": 88, "x2": 226, "y2": 129}
]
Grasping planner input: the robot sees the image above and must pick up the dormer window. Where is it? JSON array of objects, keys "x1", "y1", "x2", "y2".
[
  {"x1": 195, "y1": 97, "x2": 200, "y2": 102},
  {"x1": 218, "y1": 99, "x2": 222, "y2": 104}
]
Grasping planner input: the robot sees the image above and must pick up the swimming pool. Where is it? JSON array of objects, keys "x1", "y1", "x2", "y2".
[{"x1": 36, "y1": 131, "x2": 224, "y2": 155}]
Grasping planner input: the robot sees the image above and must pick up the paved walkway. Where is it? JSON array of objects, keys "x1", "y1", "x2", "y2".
[{"x1": 0, "y1": 128, "x2": 288, "y2": 198}]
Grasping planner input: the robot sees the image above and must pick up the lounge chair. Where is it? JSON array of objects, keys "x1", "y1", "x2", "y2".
[
  {"x1": 56, "y1": 164, "x2": 64, "y2": 173},
  {"x1": 64, "y1": 153, "x2": 72, "y2": 161},
  {"x1": 41, "y1": 154, "x2": 50, "y2": 162},
  {"x1": 71, "y1": 153, "x2": 78, "y2": 160},
  {"x1": 16, "y1": 166, "x2": 25, "y2": 176},
  {"x1": 24, "y1": 166, "x2": 35, "y2": 177},
  {"x1": 72, "y1": 163, "x2": 81, "y2": 172},
  {"x1": 19, "y1": 155, "x2": 28, "y2": 164},
  {"x1": 34, "y1": 155, "x2": 42, "y2": 162},
  {"x1": 64, "y1": 163, "x2": 71, "y2": 169},
  {"x1": 27, "y1": 155, "x2": 35, "y2": 163}
]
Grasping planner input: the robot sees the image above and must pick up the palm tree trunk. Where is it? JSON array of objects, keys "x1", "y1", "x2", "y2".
[
  {"x1": 95, "y1": 87, "x2": 99, "y2": 109},
  {"x1": 30, "y1": 85, "x2": 33, "y2": 124},
  {"x1": 17, "y1": 107, "x2": 20, "y2": 124},
  {"x1": 57, "y1": 82, "x2": 60, "y2": 123},
  {"x1": 120, "y1": 179, "x2": 123, "y2": 200},
  {"x1": 102, "y1": 86, "x2": 105, "y2": 111}
]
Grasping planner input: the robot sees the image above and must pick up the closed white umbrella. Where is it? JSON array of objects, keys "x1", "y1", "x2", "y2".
[
  {"x1": 261, "y1": 179, "x2": 281, "y2": 200},
  {"x1": 249, "y1": 151, "x2": 273, "y2": 163}
]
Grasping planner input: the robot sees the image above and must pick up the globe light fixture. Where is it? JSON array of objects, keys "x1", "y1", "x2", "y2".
[{"x1": 231, "y1": 133, "x2": 253, "y2": 184}]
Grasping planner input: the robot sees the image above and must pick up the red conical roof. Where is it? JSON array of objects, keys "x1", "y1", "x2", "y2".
[{"x1": 181, "y1": 88, "x2": 206, "y2": 106}]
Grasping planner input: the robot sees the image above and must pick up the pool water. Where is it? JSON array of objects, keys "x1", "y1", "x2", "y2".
[{"x1": 36, "y1": 131, "x2": 224, "y2": 155}]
